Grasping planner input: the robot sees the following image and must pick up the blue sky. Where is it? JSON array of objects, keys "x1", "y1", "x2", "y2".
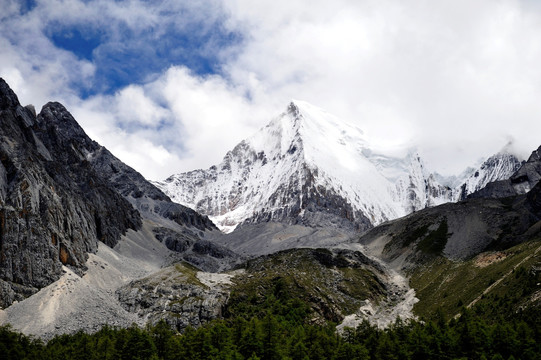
[
  {"x1": 2, "y1": 0, "x2": 541, "y2": 180},
  {"x1": 44, "y1": 2, "x2": 241, "y2": 97}
]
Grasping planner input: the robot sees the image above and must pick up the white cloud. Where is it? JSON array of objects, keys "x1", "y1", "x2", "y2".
[
  {"x1": 220, "y1": 0, "x2": 541, "y2": 174},
  {"x1": 70, "y1": 66, "x2": 273, "y2": 180},
  {"x1": 2, "y1": 0, "x2": 541, "y2": 180},
  {"x1": 114, "y1": 86, "x2": 170, "y2": 127}
]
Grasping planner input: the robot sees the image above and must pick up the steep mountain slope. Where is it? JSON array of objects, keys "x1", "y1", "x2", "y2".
[
  {"x1": 409, "y1": 239, "x2": 541, "y2": 319},
  {"x1": 453, "y1": 152, "x2": 522, "y2": 200},
  {"x1": 34, "y1": 101, "x2": 234, "y2": 269},
  {"x1": 0, "y1": 79, "x2": 141, "y2": 308},
  {"x1": 155, "y1": 101, "x2": 520, "y2": 234},
  {"x1": 33, "y1": 101, "x2": 216, "y2": 234},
  {"x1": 35, "y1": 101, "x2": 239, "y2": 272},
  {"x1": 0, "y1": 77, "x2": 230, "y2": 314},
  {"x1": 358, "y1": 179, "x2": 541, "y2": 265}
]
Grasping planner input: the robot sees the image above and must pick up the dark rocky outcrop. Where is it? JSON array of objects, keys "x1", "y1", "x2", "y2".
[
  {"x1": 0, "y1": 79, "x2": 141, "y2": 307},
  {"x1": 87, "y1": 143, "x2": 216, "y2": 232},
  {"x1": 0, "y1": 78, "x2": 224, "y2": 308},
  {"x1": 511, "y1": 146, "x2": 541, "y2": 190},
  {"x1": 31, "y1": 100, "x2": 216, "y2": 233},
  {"x1": 153, "y1": 227, "x2": 238, "y2": 272}
]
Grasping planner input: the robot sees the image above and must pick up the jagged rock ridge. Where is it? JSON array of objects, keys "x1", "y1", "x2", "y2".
[
  {"x1": 35, "y1": 101, "x2": 216, "y2": 233},
  {"x1": 451, "y1": 152, "x2": 522, "y2": 200}
]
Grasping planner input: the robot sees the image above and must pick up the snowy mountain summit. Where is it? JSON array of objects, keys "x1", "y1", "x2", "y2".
[{"x1": 155, "y1": 101, "x2": 521, "y2": 233}]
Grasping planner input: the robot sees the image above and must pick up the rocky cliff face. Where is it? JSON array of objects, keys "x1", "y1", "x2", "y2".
[
  {"x1": 83, "y1": 139, "x2": 217, "y2": 233},
  {"x1": 30, "y1": 99, "x2": 216, "y2": 234},
  {"x1": 454, "y1": 152, "x2": 522, "y2": 200},
  {"x1": 0, "y1": 79, "x2": 141, "y2": 308}
]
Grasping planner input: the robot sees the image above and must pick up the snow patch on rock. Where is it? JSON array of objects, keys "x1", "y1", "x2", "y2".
[{"x1": 196, "y1": 270, "x2": 243, "y2": 288}]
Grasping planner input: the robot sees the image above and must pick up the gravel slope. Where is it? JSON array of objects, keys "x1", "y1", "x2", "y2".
[{"x1": 0, "y1": 220, "x2": 171, "y2": 339}]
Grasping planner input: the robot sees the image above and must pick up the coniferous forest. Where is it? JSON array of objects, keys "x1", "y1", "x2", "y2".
[{"x1": 1, "y1": 294, "x2": 540, "y2": 360}]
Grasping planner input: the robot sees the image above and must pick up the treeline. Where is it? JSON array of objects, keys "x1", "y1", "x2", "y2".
[{"x1": 1, "y1": 307, "x2": 540, "y2": 360}]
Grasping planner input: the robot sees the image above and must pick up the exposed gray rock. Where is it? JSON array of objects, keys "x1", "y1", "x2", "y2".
[
  {"x1": 0, "y1": 77, "x2": 226, "y2": 309},
  {"x1": 467, "y1": 179, "x2": 519, "y2": 199},
  {"x1": 209, "y1": 221, "x2": 356, "y2": 257},
  {"x1": 0, "y1": 79, "x2": 141, "y2": 308},
  {"x1": 511, "y1": 146, "x2": 541, "y2": 191},
  {"x1": 30, "y1": 98, "x2": 216, "y2": 234},
  {"x1": 117, "y1": 264, "x2": 231, "y2": 332},
  {"x1": 88, "y1": 146, "x2": 216, "y2": 232},
  {"x1": 35, "y1": 102, "x2": 142, "y2": 248}
]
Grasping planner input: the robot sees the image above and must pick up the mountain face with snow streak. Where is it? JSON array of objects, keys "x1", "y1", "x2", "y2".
[
  {"x1": 453, "y1": 152, "x2": 522, "y2": 200},
  {"x1": 154, "y1": 101, "x2": 521, "y2": 233}
]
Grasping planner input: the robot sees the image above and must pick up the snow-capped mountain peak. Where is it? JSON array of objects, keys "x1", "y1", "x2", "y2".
[{"x1": 154, "y1": 101, "x2": 520, "y2": 233}]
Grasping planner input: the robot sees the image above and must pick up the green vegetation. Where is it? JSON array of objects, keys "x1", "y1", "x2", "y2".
[
  {"x1": 226, "y1": 248, "x2": 386, "y2": 323},
  {"x1": 174, "y1": 262, "x2": 207, "y2": 288},
  {"x1": 385, "y1": 218, "x2": 450, "y2": 257},
  {"x1": 132, "y1": 262, "x2": 207, "y2": 291},
  {"x1": 1, "y1": 304, "x2": 540, "y2": 359},
  {"x1": 401, "y1": 224, "x2": 429, "y2": 247},
  {"x1": 2, "y1": 245, "x2": 540, "y2": 359},
  {"x1": 410, "y1": 240, "x2": 541, "y2": 319}
]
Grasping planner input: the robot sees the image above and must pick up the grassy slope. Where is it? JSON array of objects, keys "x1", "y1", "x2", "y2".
[{"x1": 409, "y1": 239, "x2": 541, "y2": 320}]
